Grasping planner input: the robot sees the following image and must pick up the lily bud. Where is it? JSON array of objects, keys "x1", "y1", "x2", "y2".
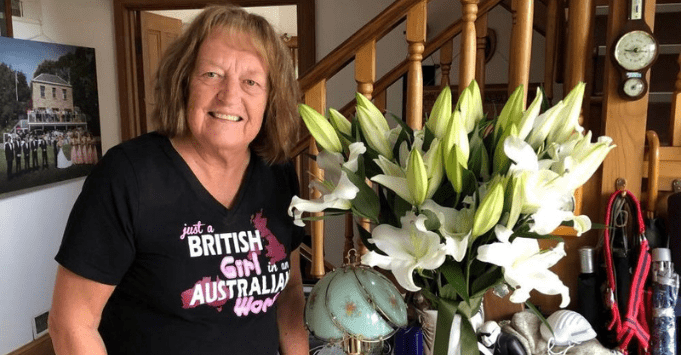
[
  {"x1": 505, "y1": 176, "x2": 523, "y2": 229},
  {"x1": 426, "y1": 86, "x2": 453, "y2": 138},
  {"x1": 442, "y1": 110, "x2": 469, "y2": 168},
  {"x1": 356, "y1": 93, "x2": 393, "y2": 158},
  {"x1": 494, "y1": 85, "x2": 524, "y2": 143},
  {"x1": 547, "y1": 82, "x2": 585, "y2": 144},
  {"x1": 328, "y1": 108, "x2": 352, "y2": 136},
  {"x1": 299, "y1": 104, "x2": 343, "y2": 153},
  {"x1": 526, "y1": 100, "x2": 565, "y2": 150},
  {"x1": 407, "y1": 148, "x2": 429, "y2": 206},
  {"x1": 457, "y1": 80, "x2": 484, "y2": 133},
  {"x1": 445, "y1": 146, "x2": 464, "y2": 193},
  {"x1": 472, "y1": 181, "x2": 504, "y2": 238},
  {"x1": 424, "y1": 139, "x2": 444, "y2": 199},
  {"x1": 516, "y1": 87, "x2": 543, "y2": 140}
]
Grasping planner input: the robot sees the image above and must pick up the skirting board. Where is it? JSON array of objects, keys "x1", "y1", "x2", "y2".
[{"x1": 7, "y1": 333, "x2": 54, "y2": 355}]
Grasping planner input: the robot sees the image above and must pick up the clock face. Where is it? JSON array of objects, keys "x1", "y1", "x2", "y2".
[
  {"x1": 614, "y1": 30, "x2": 658, "y2": 71},
  {"x1": 623, "y1": 77, "x2": 646, "y2": 98}
]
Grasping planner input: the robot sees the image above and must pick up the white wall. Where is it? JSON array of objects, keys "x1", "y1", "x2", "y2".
[{"x1": 0, "y1": 0, "x2": 119, "y2": 353}]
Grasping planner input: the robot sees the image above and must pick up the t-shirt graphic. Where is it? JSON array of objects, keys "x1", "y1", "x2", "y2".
[{"x1": 179, "y1": 209, "x2": 290, "y2": 317}]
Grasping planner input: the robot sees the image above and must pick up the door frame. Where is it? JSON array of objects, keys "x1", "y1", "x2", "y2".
[{"x1": 113, "y1": 0, "x2": 315, "y2": 141}]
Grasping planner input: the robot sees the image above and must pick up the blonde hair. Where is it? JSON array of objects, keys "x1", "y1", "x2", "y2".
[{"x1": 153, "y1": 4, "x2": 301, "y2": 164}]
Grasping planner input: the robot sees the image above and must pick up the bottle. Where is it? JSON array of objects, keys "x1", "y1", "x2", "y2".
[{"x1": 577, "y1": 247, "x2": 601, "y2": 336}]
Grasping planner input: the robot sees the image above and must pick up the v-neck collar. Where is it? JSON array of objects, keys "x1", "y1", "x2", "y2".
[{"x1": 160, "y1": 134, "x2": 256, "y2": 215}]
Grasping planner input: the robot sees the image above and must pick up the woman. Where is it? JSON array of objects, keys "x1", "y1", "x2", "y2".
[
  {"x1": 49, "y1": 5, "x2": 308, "y2": 355},
  {"x1": 56, "y1": 136, "x2": 72, "y2": 169}
]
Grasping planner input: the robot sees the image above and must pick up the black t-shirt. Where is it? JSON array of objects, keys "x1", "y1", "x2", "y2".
[{"x1": 55, "y1": 132, "x2": 304, "y2": 355}]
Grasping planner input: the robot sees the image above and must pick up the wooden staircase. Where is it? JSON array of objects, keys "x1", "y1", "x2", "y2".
[{"x1": 293, "y1": 0, "x2": 681, "y2": 319}]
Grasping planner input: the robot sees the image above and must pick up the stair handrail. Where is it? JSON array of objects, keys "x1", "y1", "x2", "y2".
[
  {"x1": 297, "y1": 0, "x2": 426, "y2": 93},
  {"x1": 291, "y1": 0, "x2": 504, "y2": 158}
]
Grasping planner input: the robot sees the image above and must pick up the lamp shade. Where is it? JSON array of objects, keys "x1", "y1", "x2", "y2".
[{"x1": 305, "y1": 264, "x2": 408, "y2": 343}]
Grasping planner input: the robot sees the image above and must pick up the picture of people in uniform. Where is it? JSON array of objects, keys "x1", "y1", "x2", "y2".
[{"x1": 0, "y1": 37, "x2": 101, "y2": 196}]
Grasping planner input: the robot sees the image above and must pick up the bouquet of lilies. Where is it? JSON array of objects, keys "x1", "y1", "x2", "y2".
[{"x1": 289, "y1": 81, "x2": 614, "y2": 354}]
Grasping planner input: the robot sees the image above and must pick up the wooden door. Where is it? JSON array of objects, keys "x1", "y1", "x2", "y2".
[{"x1": 140, "y1": 11, "x2": 182, "y2": 133}]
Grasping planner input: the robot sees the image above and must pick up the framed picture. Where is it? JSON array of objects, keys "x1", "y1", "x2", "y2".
[
  {"x1": 0, "y1": 36, "x2": 102, "y2": 196},
  {"x1": 0, "y1": 0, "x2": 12, "y2": 37}
]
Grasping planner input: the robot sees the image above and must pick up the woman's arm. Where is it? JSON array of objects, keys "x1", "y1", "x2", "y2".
[
  {"x1": 276, "y1": 248, "x2": 309, "y2": 355},
  {"x1": 49, "y1": 265, "x2": 115, "y2": 355}
]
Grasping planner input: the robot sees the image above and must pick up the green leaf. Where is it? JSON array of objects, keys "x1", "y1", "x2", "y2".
[
  {"x1": 457, "y1": 296, "x2": 483, "y2": 318},
  {"x1": 457, "y1": 311, "x2": 479, "y2": 355},
  {"x1": 377, "y1": 186, "x2": 401, "y2": 228},
  {"x1": 470, "y1": 266, "x2": 504, "y2": 298},
  {"x1": 439, "y1": 260, "x2": 469, "y2": 303},
  {"x1": 511, "y1": 230, "x2": 564, "y2": 243},
  {"x1": 434, "y1": 298, "x2": 459, "y2": 355},
  {"x1": 438, "y1": 282, "x2": 461, "y2": 302}
]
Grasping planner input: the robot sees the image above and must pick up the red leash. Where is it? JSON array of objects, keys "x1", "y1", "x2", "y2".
[{"x1": 602, "y1": 189, "x2": 651, "y2": 354}]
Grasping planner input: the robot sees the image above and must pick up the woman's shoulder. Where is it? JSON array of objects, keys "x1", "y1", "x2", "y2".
[
  {"x1": 110, "y1": 132, "x2": 170, "y2": 158},
  {"x1": 97, "y1": 132, "x2": 171, "y2": 171}
]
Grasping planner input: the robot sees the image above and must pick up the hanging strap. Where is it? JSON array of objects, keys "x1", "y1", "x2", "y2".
[{"x1": 602, "y1": 189, "x2": 651, "y2": 353}]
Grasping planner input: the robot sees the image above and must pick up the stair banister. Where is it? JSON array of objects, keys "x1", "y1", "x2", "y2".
[
  {"x1": 304, "y1": 80, "x2": 327, "y2": 278},
  {"x1": 459, "y1": 0, "x2": 479, "y2": 94},
  {"x1": 670, "y1": 55, "x2": 681, "y2": 147},
  {"x1": 298, "y1": 0, "x2": 426, "y2": 93},
  {"x1": 440, "y1": 40, "x2": 453, "y2": 87},
  {"x1": 475, "y1": 13, "x2": 489, "y2": 86},
  {"x1": 406, "y1": 0, "x2": 428, "y2": 130},
  {"x1": 508, "y1": 0, "x2": 535, "y2": 104},
  {"x1": 336, "y1": 0, "x2": 504, "y2": 116},
  {"x1": 543, "y1": 0, "x2": 562, "y2": 98}
]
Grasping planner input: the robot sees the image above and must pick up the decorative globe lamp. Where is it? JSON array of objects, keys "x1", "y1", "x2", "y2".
[{"x1": 305, "y1": 250, "x2": 408, "y2": 354}]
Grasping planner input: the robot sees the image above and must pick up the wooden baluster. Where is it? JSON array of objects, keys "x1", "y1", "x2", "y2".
[
  {"x1": 543, "y1": 0, "x2": 561, "y2": 98},
  {"x1": 305, "y1": 80, "x2": 327, "y2": 278},
  {"x1": 440, "y1": 39, "x2": 453, "y2": 88},
  {"x1": 475, "y1": 12, "x2": 488, "y2": 88},
  {"x1": 565, "y1": 0, "x2": 595, "y2": 112},
  {"x1": 352, "y1": 40, "x2": 377, "y2": 258},
  {"x1": 671, "y1": 55, "x2": 681, "y2": 147},
  {"x1": 460, "y1": 0, "x2": 479, "y2": 95},
  {"x1": 508, "y1": 0, "x2": 534, "y2": 105},
  {"x1": 356, "y1": 40, "x2": 376, "y2": 100},
  {"x1": 645, "y1": 131, "x2": 661, "y2": 219},
  {"x1": 406, "y1": 0, "x2": 427, "y2": 130}
]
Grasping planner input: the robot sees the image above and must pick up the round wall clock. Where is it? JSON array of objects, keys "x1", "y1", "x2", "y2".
[{"x1": 610, "y1": 0, "x2": 659, "y2": 100}]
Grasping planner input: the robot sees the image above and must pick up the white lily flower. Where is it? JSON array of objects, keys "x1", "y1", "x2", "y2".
[
  {"x1": 526, "y1": 100, "x2": 566, "y2": 151},
  {"x1": 421, "y1": 200, "x2": 474, "y2": 262},
  {"x1": 503, "y1": 137, "x2": 593, "y2": 235},
  {"x1": 476, "y1": 232, "x2": 570, "y2": 308},
  {"x1": 362, "y1": 212, "x2": 447, "y2": 292},
  {"x1": 550, "y1": 133, "x2": 616, "y2": 191},
  {"x1": 288, "y1": 142, "x2": 366, "y2": 226}
]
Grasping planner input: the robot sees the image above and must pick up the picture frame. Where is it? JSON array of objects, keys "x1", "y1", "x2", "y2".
[
  {"x1": 0, "y1": 36, "x2": 102, "y2": 196},
  {"x1": 0, "y1": 0, "x2": 13, "y2": 37}
]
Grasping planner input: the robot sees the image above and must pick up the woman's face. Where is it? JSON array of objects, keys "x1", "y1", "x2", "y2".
[{"x1": 186, "y1": 27, "x2": 269, "y2": 153}]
